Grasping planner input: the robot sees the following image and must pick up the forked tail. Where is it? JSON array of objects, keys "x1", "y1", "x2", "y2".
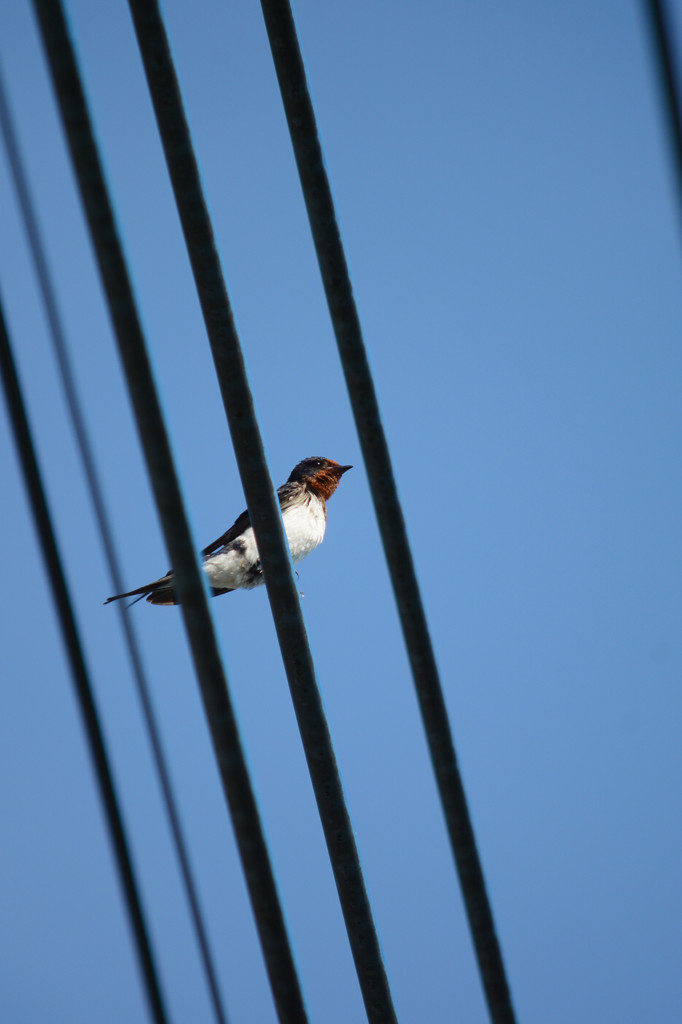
[
  {"x1": 105, "y1": 574, "x2": 234, "y2": 606},
  {"x1": 104, "y1": 573, "x2": 177, "y2": 606}
]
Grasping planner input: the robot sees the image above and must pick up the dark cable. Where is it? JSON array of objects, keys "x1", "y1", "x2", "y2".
[
  {"x1": 125, "y1": 3, "x2": 399, "y2": 1021},
  {"x1": 30, "y1": 3, "x2": 308, "y2": 1021},
  {"x1": 258, "y1": 2, "x2": 518, "y2": 1022},
  {"x1": 0, "y1": 67, "x2": 229, "y2": 1024},
  {"x1": 642, "y1": 0, "x2": 682, "y2": 226},
  {"x1": 0, "y1": 294, "x2": 169, "y2": 1024}
]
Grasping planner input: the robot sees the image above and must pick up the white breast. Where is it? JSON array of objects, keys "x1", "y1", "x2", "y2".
[
  {"x1": 201, "y1": 495, "x2": 327, "y2": 591},
  {"x1": 282, "y1": 497, "x2": 327, "y2": 563}
]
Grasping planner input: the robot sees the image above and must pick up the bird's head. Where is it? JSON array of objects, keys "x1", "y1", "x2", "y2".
[{"x1": 288, "y1": 457, "x2": 353, "y2": 500}]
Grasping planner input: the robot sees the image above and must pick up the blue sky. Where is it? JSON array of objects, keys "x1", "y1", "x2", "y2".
[{"x1": 1, "y1": 1, "x2": 681, "y2": 1022}]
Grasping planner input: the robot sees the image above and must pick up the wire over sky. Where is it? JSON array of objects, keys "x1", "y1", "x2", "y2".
[
  {"x1": 6, "y1": 2, "x2": 681, "y2": 1021},
  {"x1": 0, "y1": 64, "x2": 229, "y2": 1024},
  {"x1": 0, "y1": 294, "x2": 169, "y2": 1024},
  {"x1": 125, "y1": 1, "x2": 399, "y2": 1021},
  {"x1": 643, "y1": 0, "x2": 682, "y2": 230},
  {"x1": 30, "y1": 2, "x2": 308, "y2": 1021},
  {"x1": 258, "y1": 1, "x2": 519, "y2": 1022}
]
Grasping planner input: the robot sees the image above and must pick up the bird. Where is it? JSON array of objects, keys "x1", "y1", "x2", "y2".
[{"x1": 105, "y1": 457, "x2": 352, "y2": 606}]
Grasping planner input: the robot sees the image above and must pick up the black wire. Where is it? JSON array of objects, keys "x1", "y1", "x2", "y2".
[
  {"x1": 643, "y1": 0, "x2": 682, "y2": 226},
  {"x1": 125, "y1": 3, "x2": 399, "y2": 1021},
  {"x1": 258, "y1": 2, "x2": 518, "y2": 1022},
  {"x1": 0, "y1": 294, "x2": 169, "y2": 1024},
  {"x1": 0, "y1": 67, "x2": 229, "y2": 1024},
  {"x1": 30, "y1": 3, "x2": 308, "y2": 1021}
]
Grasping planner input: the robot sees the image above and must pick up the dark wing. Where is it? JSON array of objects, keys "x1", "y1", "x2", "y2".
[
  {"x1": 201, "y1": 506, "x2": 251, "y2": 557},
  {"x1": 276, "y1": 480, "x2": 306, "y2": 513},
  {"x1": 200, "y1": 481, "x2": 304, "y2": 557}
]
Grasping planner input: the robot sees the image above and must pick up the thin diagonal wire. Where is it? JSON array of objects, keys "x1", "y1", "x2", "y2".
[
  {"x1": 0, "y1": 68, "x2": 229, "y2": 1024},
  {"x1": 30, "y1": 3, "x2": 308, "y2": 1021},
  {"x1": 125, "y1": 4, "x2": 398, "y2": 1022},
  {"x1": 0, "y1": 294, "x2": 169, "y2": 1024},
  {"x1": 258, "y1": 3, "x2": 518, "y2": 1023},
  {"x1": 643, "y1": 0, "x2": 682, "y2": 226}
]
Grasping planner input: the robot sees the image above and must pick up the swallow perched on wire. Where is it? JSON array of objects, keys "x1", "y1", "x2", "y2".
[{"x1": 105, "y1": 457, "x2": 352, "y2": 606}]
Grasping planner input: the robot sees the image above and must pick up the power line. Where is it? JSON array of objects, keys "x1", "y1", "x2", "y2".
[
  {"x1": 30, "y1": 2, "x2": 308, "y2": 1021},
  {"x1": 0, "y1": 66, "x2": 229, "y2": 1024},
  {"x1": 258, "y1": 2, "x2": 518, "y2": 1022},
  {"x1": 0, "y1": 293, "x2": 169, "y2": 1024},
  {"x1": 125, "y1": 2, "x2": 399, "y2": 1021},
  {"x1": 642, "y1": 0, "x2": 682, "y2": 228}
]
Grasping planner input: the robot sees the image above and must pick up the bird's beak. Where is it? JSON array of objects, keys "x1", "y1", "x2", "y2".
[{"x1": 338, "y1": 465, "x2": 353, "y2": 474}]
